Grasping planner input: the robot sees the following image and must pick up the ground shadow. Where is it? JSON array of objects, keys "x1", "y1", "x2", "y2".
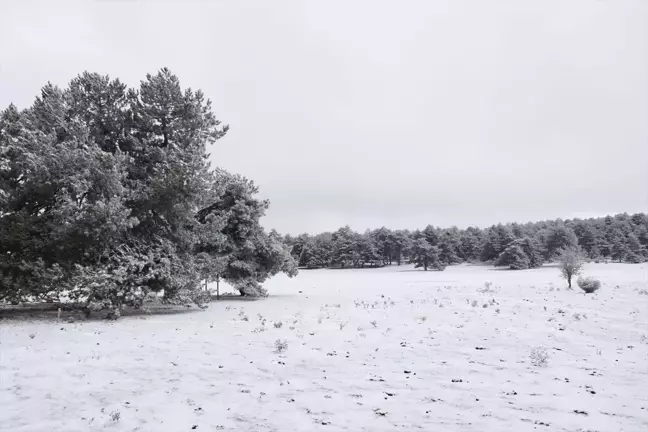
[
  {"x1": 209, "y1": 294, "x2": 261, "y2": 302},
  {"x1": 0, "y1": 302, "x2": 204, "y2": 323},
  {"x1": 0, "y1": 294, "x2": 279, "y2": 323},
  {"x1": 396, "y1": 269, "x2": 444, "y2": 273}
]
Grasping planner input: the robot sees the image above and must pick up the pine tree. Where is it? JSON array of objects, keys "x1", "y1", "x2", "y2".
[
  {"x1": 369, "y1": 227, "x2": 391, "y2": 265},
  {"x1": 608, "y1": 227, "x2": 629, "y2": 262},
  {"x1": 544, "y1": 226, "x2": 579, "y2": 259},
  {"x1": 0, "y1": 69, "x2": 296, "y2": 310},
  {"x1": 480, "y1": 225, "x2": 514, "y2": 261},
  {"x1": 495, "y1": 244, "x2": 530, "y2": 270},
  {"x1": 438, "y1": 229, "x2": 461, "y2": 265},
  {"x1": 390, "y1": 230, "x2": 411, "y2": 265},
  {"x1": 411, "y1": 237, "x2": 445, "y2": 271},
  {"x1": 331, "y1": 226, "x2": 356, "y2": 268},
  {"x1": 357, "y1": 231, "x2": 382, "y2": 267},
  {"x1": 459, "y1": 228, "x2": 482, "y2": 262},
  {"x1": 301, "y1": 234, "x2": 332, "y2": 268},
  {"x1": 515, "y1": 237, "x2": 544, "y2": 268},
  {"x1": 196, "y1": 169, "x2": 297, "y2": 295},
  {"x1": 626, "y1": 233, "x2": 646, "y2": 263},
  {"x1": 422, "y1": 225, "x2": 440, "y2": 246}
]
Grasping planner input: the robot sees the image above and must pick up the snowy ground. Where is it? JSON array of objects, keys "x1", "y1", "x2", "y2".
[{"x1": 1, "y1": 263, "x2": 647, "y2": 432}]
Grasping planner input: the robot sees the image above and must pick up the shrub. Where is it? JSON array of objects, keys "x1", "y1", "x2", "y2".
[
  {"x1": 273, "y1": 321, "x2": 283, "y2": 328},
  {"x1": 577, "y1": 276, "x2": 601, "y2": 294},
  {"x1": 478, "y1": 281, "x2": 497, "y2": 293},
  {"x1": 274, "y1": 339, "x2": 288, "y2": 353},
  {"x1": 529, "y1": 346, "x2": 549, "y2": 367}
]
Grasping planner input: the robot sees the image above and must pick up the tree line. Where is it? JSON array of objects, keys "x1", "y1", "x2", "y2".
[
  {"x1": 0, "y1": 69, "x2": 298, "y2": 316},
  {"x1": 284, "y1": 213, "x2": 648, "y2": 270}
]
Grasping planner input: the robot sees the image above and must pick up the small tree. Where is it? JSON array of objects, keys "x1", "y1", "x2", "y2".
[{"x1": 557, "y1": 246, "x2": 584, "y2": 289}]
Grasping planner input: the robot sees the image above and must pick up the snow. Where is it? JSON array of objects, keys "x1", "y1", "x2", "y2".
[{"x1": 1, "y1": 263, "x2": 647, "y2": 432}]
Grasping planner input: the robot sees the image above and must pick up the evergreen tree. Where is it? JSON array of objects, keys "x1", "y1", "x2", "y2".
[
  {"x1": 572, "y1": 220, "x2": 602, "y2": 259},
  {"x1": 495, "y1": 244, "x2": 530, "y2": 270},
  {"x1": 626, "y1": 233, "x2": 646, "y2": 263},
  {"x1": 370, "y1": 227, "x2": 393, "y2": 265},
  {"x1": 300, "y1": 234, "x2": 333, "y2": 268},
  {"x1": 357, "y1": 231, "x2": 382, "y2": 267},
  {"x1": 459, "y1": 227, "x2": 482, "y2": 262},
  {"x1": 196, "y1": 169, "x2": 298, "y2": 295},
  {"x1": 0, "y1": 69, "x2": 296, "y2": 311},
  {"x1": 422, "y1": 224, "x2": 440, "y2": 246},
  {"x1": 410, "y1": 236, "x2": 445, "y2": 271},
  {"x1": 390, "y1": 230, "x2": 411, "y2": 265},
  {"x1": 481, "y1": 225, "x2": 515, "y2": 261},
  {"x1": 544, "y1": 226, "x2": 579, "y2": 259},
  {"x1": 515, "y1": 237, "x2": 544, "y2": 268},
  {"x1": 331, "y1": 226, "x2": 356, "y2": 268},
  {"x1": 609, "y1": 229, "x2": 630, "y2": 262},
  {"x1": 438, "y1": 229, "x2": 461, "y2": 265}
]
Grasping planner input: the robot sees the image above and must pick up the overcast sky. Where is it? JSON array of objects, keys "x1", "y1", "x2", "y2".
[{"x1": 1, "y1": 0, "x2": 646, "y2": 234}]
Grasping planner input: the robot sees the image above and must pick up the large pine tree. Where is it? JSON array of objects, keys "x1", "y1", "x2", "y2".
[{"x1": 0, "y1": 69, "x2": 297, "y2": 313}]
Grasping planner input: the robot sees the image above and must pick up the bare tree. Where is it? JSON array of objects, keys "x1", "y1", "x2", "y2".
[{"x1": 557, "y1": 246, "x2": 585, "y2": 289}]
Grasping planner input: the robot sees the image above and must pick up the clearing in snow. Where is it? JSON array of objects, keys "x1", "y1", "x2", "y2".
[{"x1": 1, "y1": 263, "x2": 647, "y2": 431}]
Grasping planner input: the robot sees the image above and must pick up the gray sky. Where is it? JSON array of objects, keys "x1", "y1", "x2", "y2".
[{"x1": 1, "y1": 0, "x2": 647, "y2": 234}]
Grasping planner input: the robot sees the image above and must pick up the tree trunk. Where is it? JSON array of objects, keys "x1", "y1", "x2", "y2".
[
  {"x1": 216, "y1": 275, "x2": 220, "y2": 300},
  {"x1": 162, "y1": 118, "x2": 169, "y2": 147},
  {"x1": 567, "y1": 274, "x2": 572, "y2": 289}
]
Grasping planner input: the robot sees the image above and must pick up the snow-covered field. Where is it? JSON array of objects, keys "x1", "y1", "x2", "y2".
[{"x1": 1, "y1": 263, "x2": 647, "y2": 432}]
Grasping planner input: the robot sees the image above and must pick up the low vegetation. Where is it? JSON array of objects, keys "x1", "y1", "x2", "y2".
[{"x1": 577, "y1": 276, "x2": 602, "y2": 294}]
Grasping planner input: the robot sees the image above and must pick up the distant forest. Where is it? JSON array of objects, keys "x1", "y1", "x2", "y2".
[{"x1": 284, "y1": 213, "x2": 648, "y2": 271}]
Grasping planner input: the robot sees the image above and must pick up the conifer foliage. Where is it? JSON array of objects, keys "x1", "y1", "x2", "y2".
[
  {"x1": 284, "y1": 213, "x2": 648, "y2": 270},
  {"x1": 0, "y1": 69, "x2": 297, "y2": 313}
]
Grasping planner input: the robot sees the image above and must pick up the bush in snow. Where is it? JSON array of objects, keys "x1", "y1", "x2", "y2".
[
  {"x1": 529, "y1": 346, "x2": 549, "y2": 367},
  {"x1": 577, "y1": 276, "x2": 601, "y2": 293},
  {"x1": 274, "y1": 339, "x2": 288, "y2": 353}
]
